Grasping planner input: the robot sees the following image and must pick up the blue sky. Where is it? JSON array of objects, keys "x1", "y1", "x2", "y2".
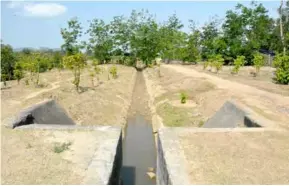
[{"x1": 1, "y1": 1, "x2": 280, "y2": 49}]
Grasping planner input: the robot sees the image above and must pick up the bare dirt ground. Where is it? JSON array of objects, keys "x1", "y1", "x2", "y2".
[
  {"x1": 1, "y1": 65, "x2": 136, "y2": 184},
  {"x1": 144, "y1": 64, "x2": 289, "y2": 129},
  {"x1": 180, "y1": 129, "x2": 289, "y2": 184},
  {"x1": 1, "y1": 65, "x2": 136, "y2": 126},
  {"x1": 188, "y1": 64, "x2": 289, "y2": 96}
]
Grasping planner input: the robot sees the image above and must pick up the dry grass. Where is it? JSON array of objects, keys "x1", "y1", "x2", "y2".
[
  {"x1": 180, "y1": 130, "x2": 289, "y2": 184},
  {"x1": 1, "y1": 65, "x2": 136, "y2": 184},
  {"x1": 1, "y1": 65, "x2": 136, "y2": 126},
  {"x1": 1, "y1": 128, "x2": 84, "y2": 184},
  {"x1": 188, "y1": 64, "x2": 289, "y2": 96},
  {"x1": 145, "y1": 66, "x2": 229, "y2": 127}
]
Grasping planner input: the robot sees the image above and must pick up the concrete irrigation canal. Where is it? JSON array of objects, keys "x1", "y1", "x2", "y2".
[
  {"x1": 3, "y1": 65, "x2": 289, "y2": 185},
  {"x1": 121, "y1": 71, "x2": 156, "y2": 185}
]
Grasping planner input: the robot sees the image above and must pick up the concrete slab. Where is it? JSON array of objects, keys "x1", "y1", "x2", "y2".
[
  {"x1": 2, "y1": 126, "x2": 122, "y2": 185},
  {"x1": 203, "y1": 100, "x2": 280, "y2": 128},
  {"x1": 157, "y1": 127, "x2": 289, "y2": 184},
  {"x1": 5, "y1": 99, "x2": 75, "y2": 129}
]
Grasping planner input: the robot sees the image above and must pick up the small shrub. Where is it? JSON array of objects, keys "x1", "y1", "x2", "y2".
[
  {"x1": 1, "y1": 74, "x2": 8, "y2": 87},
  {"x1": 25, "y1": 78, "x2": 29, "y2": 85},
  {"x1": 213, "y1": 54, "x2": 224, "y2": 73},
  {"x1": 198, "y1": 120, "x2": 205, "y2": 127},
  {"x1": 232, "y1": 55, "x2": 245, "y2": 74},
  {"x1": 180, "y1": 92, "x2": 188, "y2": 104},
  {"x1": 109, "y1": 65, "x2": 118, "y2": 79},
  {"x1": 53, "y1": 142, "x2": 72, "y2": 153},
  {"x1": 62, "y1": 53, "x2": 86, "y2": 92},
  {"x1": 273, "y1": 54, "x2": 289, "y2": 84},
  {"x1": 148, "y1": 63, "x2": 154, "y2": 68},
  {"x1": 203, "y1": 61, "x2": 210, "y2": 70},
  {"x1": 253, "y1": 53, "x2": 264, "y2": 76}
]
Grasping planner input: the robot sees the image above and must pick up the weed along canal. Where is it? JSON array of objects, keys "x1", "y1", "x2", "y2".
[{"x1": 121, "y1": 71, "x2": 156, "y2": 185}]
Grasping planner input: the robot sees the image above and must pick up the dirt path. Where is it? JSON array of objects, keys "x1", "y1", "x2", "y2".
[
  {"x1": 24, "y1": 74, "x2": 88, "y2": 101},
  {"x1": 164, "y1": 65, "x2": 289, "y2": 129}
]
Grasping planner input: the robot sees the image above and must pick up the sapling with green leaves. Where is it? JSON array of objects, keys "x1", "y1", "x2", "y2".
[
  {"x1": 109, "y1": 65, "x2": 118, "y2": 79},
  {"x1": 253, "y1": 53, "x2": 264, "y2": 76},
  {"x1": 273, "y1": 54, "x2": 289, "y2": 84},
  {"x1": 180, "y1": 92, "x2": 188, "y2": 104},
  {"x1": 213, "y1": 54, "x2": 224, "y2": 73},
  {"x1": 232, "y1": 55, "x2": 245, "y2": 74},
  {"x1": 62, "y1": 53, "x2": 86, "y2": 92},
  {"x1": 13, "y1": 62, "x2": 24, "y2": 84}
]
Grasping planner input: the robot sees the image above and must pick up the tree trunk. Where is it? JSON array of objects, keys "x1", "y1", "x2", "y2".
[{"x1": 280, "y1": 0, "x2": 286, "y2": 55}]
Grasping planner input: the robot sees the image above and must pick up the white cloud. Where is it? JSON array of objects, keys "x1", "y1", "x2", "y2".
[
  {"x1": 23, "y1": 3, "x2": 67, "y2": 17},
  {"x1": 7, "y1": 2, "x2": 67, "y2": 17}
]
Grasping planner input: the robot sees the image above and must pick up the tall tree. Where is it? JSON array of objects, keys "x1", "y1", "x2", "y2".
[
  {"x1": 200, "y1": 17, "x2": 220, "y2": 60},
  {"x1": 86, "y1": 19, "x2": 114, "y2": 63},
  {"x1": 130, "y1": 11, "x2": 161, "y2": 65},
  {"x1": 159, "y1": 14, "x2": 184, "y2": 61}
]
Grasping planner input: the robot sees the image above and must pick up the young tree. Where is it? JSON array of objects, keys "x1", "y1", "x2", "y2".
[
  {"x1": 232, "y1": 55, "x2": 246, "y2": 74},
  {"x1": 273, "y1": 54, "x2": 289, "y2": 84},
  {"x1": 213, "y1": 54, "x2": 224, "y2": 73},
  {"x1": 61, "y1": 17, "x2": 83, "y2": 56},
  {"x1": 253, "y1": 53, "x2": 264, "y2": 76},
  {"x1": 62, "y1": 53, "x2": 86, "y2": 92},
  {"x1": 20, "y1": 52, "x2": 42, "y2": 86},
  {"x1": 13, "y1": 62, "x2": 24, "y2": 84}
]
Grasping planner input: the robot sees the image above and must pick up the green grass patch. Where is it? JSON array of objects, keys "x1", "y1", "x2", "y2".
[
  {"x1": 53, "y1": 142, "x2": 72, "y2": 153},
  {"x1": 157, "y1": 102, "x2": 201, "y2": 127}
]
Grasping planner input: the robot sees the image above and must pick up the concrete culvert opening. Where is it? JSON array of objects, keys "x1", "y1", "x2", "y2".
[
  {"x1": 8, "y1": 99, "x2": 75, "y2": 129},
  {"x1": 203, "y1": 100, "x2": 262, "y2": 128}
]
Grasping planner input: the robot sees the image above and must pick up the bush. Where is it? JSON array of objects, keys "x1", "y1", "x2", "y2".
[
  {"x1": 53, "y1": 142, "x2": 72, "y2": 153},
  {"x1": 62, "y1": 53, "x2": 86, "y2": 91},
  {"x1": 25, "y1": 78, "x2": 29, "y2": 85},
  {"x1": 273, "y1": 54, "x2": 289, "y2": 84},
  {"x1": 232, "y1": 55, "x2": 245, "y2": 74},
  {"x1": 213, "y1": 54, "x2": 224, "y2": 73},
  {"x1": 253, "y1": 53, "x2": 264, "y2": 76},
  {"x1": 203, "y1": 61, "x2": 210, "y2": 70},
  {"x1": 109, "y1": 65, "x2": 118, "y2": 79},
  {"x1": 1, "y1": 74, "x2": 8, "y2": 86},
  {"x1": 180, "y1": 92, "x2": 188, "y2": 104},
  {"x1": 13, "y1": 62, "x2": 24, "y2": 84}
]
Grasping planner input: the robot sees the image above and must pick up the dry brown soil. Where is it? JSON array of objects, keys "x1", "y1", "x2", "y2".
[
  {"x1": 1, "y1": 65, "x2": 136, "y2": 184},
  {"x1": 188, "y1": 64, "x2": 289, "y2": 96}
]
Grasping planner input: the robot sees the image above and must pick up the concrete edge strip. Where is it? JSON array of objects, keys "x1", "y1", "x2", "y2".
[
  {"x1": 158, "y1": 127, "x2": 191, "y2": 185},
  {"x1": 162, "y1": 127, "x2": 285, "y2": 133},
  {"x1": 15, "y1": 124, "x2": 121, "y2": 132},
  {"x1": 82, "y1": 128, "x2": 122, "y2": 185}
]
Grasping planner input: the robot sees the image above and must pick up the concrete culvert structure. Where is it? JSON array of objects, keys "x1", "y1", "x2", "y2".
[
  {"x1": 203, "y1": 100, "x2": 276, "y2": 128},
  {"x1": 6, "y1": 99, "x2": 75, "y2": 129}
]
